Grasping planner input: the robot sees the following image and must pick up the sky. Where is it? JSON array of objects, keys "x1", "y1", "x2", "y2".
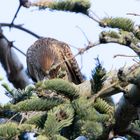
[{"x1": 0, "y1": 0, "x2": 140, "y2": 104}]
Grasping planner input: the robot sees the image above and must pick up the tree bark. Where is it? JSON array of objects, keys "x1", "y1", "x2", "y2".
[{"x1": 0, "y1": 26, "x2": 30, "y2": 89}]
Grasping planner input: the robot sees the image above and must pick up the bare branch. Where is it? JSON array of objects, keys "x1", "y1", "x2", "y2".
[
  {"x1": 1, "y1": 23, "x2": 41, "y2": 39},
  {"x1": 10, "y1": 5, "x2": 21, "y2": 26},
  {"x1": 113, "y1": 54, "x2": 138, "y2": 58},
  {"x1": 12, "y1": 45, "x2": 26, "y2": 56},
  {"x1": 0, "y1": 33, "x2": 26, "y2": 57},
  {"x1": 76, "y1": 25, "x2": 90, "y2": 43},
  {"x1": 10, "y1": 0, "x2": 31, "y2": 25},
  {"x1": 127, "y1": 13, "x2": 140, "y2": 16}
]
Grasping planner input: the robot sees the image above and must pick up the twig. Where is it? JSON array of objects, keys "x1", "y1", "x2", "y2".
[
  {"x1": 87, "y1": 10, "x2": 101, "y2": 24},
  {"x1": 11, "y1": 5, "x2": 22, "y2": 26},
  {"x1": 6, "y1": 112, "x2": 19, "y2": 123},
  {"x1": 0, "y1": 33, "x2": 26, "y2": 56},
  {"x1": 132, "y1": 58, "x2": 140, "y2": 63},
  {"x1": 10, "y1": 0, "x2": 31, "y2": 25},
  {"x1": 127, "y1": 13, "x2": 140, "y2": 16},
  {"x1": 13, "y1": 45, "x2": 26, "y2": 56},
  {"x1": 76, "y1": 25, "x2": 90, "y2": 43},
  {"x1": 19, "y1": 113, "x2": 25, "y2": 125},
  {"x1": 113, "y1": 54, "x2": 138, "y2": 58},
  {"x1": 1, "y1": 23, "x2": 41, "y2": 39},
  {"x1": 89, "y1": 10, "x2": 101, "y2": 21}
]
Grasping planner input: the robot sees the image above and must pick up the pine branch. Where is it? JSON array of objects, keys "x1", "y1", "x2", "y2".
[
  {"x1": 72, "y1": 97, "x2": 110, "y2": 123},
  {"x1": 25, "y1": 112, "x2": 47, "y2": 128},
  {"x1": 74, "y1": 120, "x2": 103, "y2": 139},
  {"x1": 93, "y1": 98, "x2": 115, "y2": 125},
  {"x1": 10, "y1": 97, "x2": 64, "y2": 111},
  {"x1": 99, "y1": 30, "x2": 140, "y2": 56},
  {"x1": 0, "y1": 122, "x2": 19, "y2": 139},
  {"x1": 2, "y1": 83, "x2": 35, "y2": 103},
  {"x1": 90, "y1": 58, "x2": 106, "y2": 93},
  {"x1": 39, "y1": 79, "x2": 79, "y2": 100},
  {"x1": 44, "y1": 104, "x2": 74, "y2": 137},
  {"x1": 98, "y1": 17, "x2": 140, "y2": 42},
  {"x1": 100, "y1": 17, "x2": 134, "y2": 32},
  {"x1": 31, "y1": 0, "x2": 91, "y2": 15}
]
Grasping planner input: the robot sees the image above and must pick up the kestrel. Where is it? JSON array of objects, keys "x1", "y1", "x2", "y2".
[{"x1": 26, "y1": 37, "x2": 84, "y2": 84}]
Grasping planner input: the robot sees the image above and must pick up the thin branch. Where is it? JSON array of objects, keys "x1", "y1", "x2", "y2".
[
  {"x1": 0, "y1": 33, "x2": 26, "y2": 57},
  {"x1": 86, "y1": 10, "x2": 101, "y2": 24},
  {"x1": 1, "y1": 23, "x2": 41, "y2": 39},
  {"x1": 76, "y1": 25, "x2": 90, "y2": 43},
  {"x1": 126, "y1": 13, "x2": 140, "y2": 16},
  {"x1": 10, "y1": 0, "x2": 31, "y2": 25},
  {"x1": 113, "y1": 54, "x2": 138, "y2": 58},
  {"x1": 6, "y1": 112, "x2": 20, "y2": 123},
  {"x1": 87, "y1": 13, "x2": 101, "y2": 24},
  {"x1": 11, "y1": 5, "x2": 21, "y2": 26},
  {"x1": 12, "y1": 45, "x2": 26, "y2": 56}
]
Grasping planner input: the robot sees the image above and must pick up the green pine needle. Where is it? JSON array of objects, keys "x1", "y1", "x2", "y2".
[
  {"x1": 32, "y1": 0, "x2": 91, "y2": 15},
  {"x1": 90, "y1": 58, "x2": 106, "y2": 93},
  {"x1": 42, "y1": 79, "x2": 79, "y2": 100},
  {"x1": 73, "y1": 97, "x2": 109, "y2": 123},
  {"x1": 101, "y1": 17, "x2": 134, "y2": 32},
  {"x1": 94, "y1": 98, "x2": 114, "y2": 121},
  {"x1": 0, "y1": 122, "x2": 19, "y2": 139},
  {"x1": 25, "y1": 113, "x2": 48, "y2": 128},
  {"x1": 52, "y1": 135, "x2": 68, "y2": 140},
  {"x1": 37, "y1": 135, "x2": 50, "y2": 140},
  {"x1": 74, "y1": 120, "x2": 103, "y2": 139},
  {"x1": 19, "y1": 124, "x2": 36, "y2": 132},
  {"x1": 44, "y1": 104, "x2": 74, "y2": 137},
  {"x1": 11, "y1": 97, "x2": 64, "y2": 111}
]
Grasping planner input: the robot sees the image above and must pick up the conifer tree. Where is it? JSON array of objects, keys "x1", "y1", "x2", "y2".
[{"x1": 0, "y1": 0, "x2": 140, "y2": 140}]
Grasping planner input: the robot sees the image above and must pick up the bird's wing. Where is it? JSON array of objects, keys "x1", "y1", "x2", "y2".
[{"x1": 60, "y1": 43, "x2": 84, "y2": 84}]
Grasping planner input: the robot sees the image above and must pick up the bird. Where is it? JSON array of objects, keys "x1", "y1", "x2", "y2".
[{"x1": 26, "y1": 37, "x2": 84, "y2": 84}]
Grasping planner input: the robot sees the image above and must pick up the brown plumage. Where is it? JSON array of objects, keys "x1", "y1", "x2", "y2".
[{"x1": 26, "y1": 37, "x2": 84, "y2": 84}]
